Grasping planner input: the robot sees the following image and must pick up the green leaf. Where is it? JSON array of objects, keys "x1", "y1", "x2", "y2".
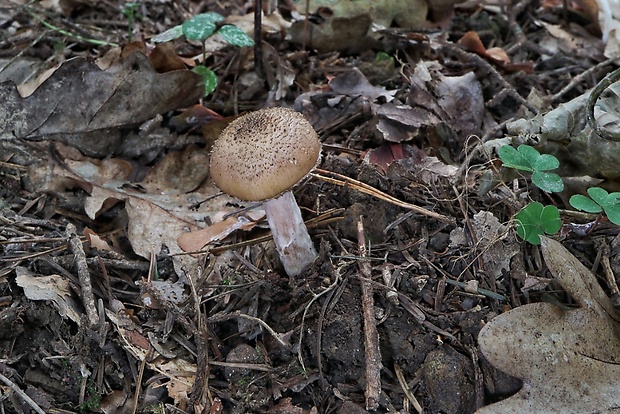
[
  {"x1": 217, "y1": 24, "x2": 255, "y2": 47},
  {"x1": 605, "y1": 204, "x2": 620, "y2": 225},
  {"x1": 192, "y1": 66, "x2": 218, "y2": 96},
  {"x1": 532, "y1": 171, "x2": 564, "y2": 193},
  {"x1": 499, "y1": 145, "x2": 562, "y2": 192},
  {"x1": 152, "y1": 25, "x2": 183, "y2": 43},
  {"x1": 515, "y1": 202, "x2": 561, "y2": 245},
  {"x1": 532, "y1": 153, "x2": 560, "y2": 171},
  {"x1": 569, "y1": 194, "x2": 603, "y2": 213},
  {"x1": 182, "y1": 12, "x2": 224, "y2": 41},
  {"x1": 604, "y1": 191, "x2": 620, "y2": 207},
  {"x1": 587, "y1": 187, "x2": 609, "y2": 206},
  {"x1": 499, "y1": 144, "x2": 561, "y2": 172},
  {"x1": 577, "y1": 187, "x2": 620, "y2": 225},
  {"x1": 499, "y1": 145, "x2": 534, "y2": 172}
]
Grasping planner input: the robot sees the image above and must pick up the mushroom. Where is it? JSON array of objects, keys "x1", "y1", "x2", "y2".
[{"x1": 209, "y1": 107, "x2": 321, "y2": 276}]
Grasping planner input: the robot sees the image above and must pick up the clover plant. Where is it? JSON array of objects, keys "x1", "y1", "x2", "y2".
[
  {"x1": 498, "y1": 145, "x2": 564, "y2": 193},
  {"x1": 569, "y1": 187, "x2": 620, "y2": 225},
  {"x1": 499, "y1": 144, "x2": 564, "y2": 244},
  {"x1": 515, "y1": 202, "x2": 562, "y2": 245},
  {"x1": 152, "y1": 12, "x2": 254, "y2": 96}
]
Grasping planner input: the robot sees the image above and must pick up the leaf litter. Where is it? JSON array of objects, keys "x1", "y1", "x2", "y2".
[{"x1": 2, "y1": 1, "x2": 620, "y2": 413}]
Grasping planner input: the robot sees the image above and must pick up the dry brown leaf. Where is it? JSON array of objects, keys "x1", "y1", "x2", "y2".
[
  {"x1": 177, "y1": 210, "x2": 264, "y2": 253},
  {"x1": 0, "y1": 52, "x2": 202, "y2": 157},
  {"x1": 539, "y1": 21, "x2": 603, "y2": 61},
  {"x1": 287, "y1": 0, "x2": 465, "y2": 52},
  {"x1": 83, "y1": 227, "x2": 114, "y2": 252},
  {"x1": 15, "y1": 267, "x2": 81, "y2": 324},
  {"x1": 149, "y1": 42, "x2": 187, "y2": 73},
  {"x1": 477, "y1": 236, "x2": 620, "y2": 414},
  {"x1": 36, "y1": 148, "x2": 235, "y2": 278},
  {"x1": 458, "y1": 31, "x2": 535, "y2": 73},
  {"x1": 328, "y1": 68, "x2": 397, "y2": 102}
]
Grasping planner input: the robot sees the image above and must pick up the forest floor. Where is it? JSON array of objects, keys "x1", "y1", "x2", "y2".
[{"x1": 1, "y1": 0, "x2": 618, "y2": 413}]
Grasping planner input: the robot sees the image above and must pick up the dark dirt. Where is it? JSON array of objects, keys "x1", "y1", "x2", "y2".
[{"x1": 0, "y1": 0, "x2": 615, "y2": 413}]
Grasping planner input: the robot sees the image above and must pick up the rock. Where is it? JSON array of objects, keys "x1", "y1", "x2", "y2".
[{"x1": 422, "y1": 346, "x2": 475, "y2": 414}]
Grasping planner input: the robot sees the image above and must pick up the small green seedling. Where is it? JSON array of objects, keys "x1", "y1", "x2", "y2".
[
  {"x1": 515, "y1": 202, "x2": 562, "y2": 245},
  {"x1": 499, "y1": 145, "x2": 564, "y2": 193},
  {"x1": 569, "y1": 187, "x2": 620, "y2": 225},
  {"x1": 152, "y1": 12, "x2": 254, "y2": 96},
  {"x1": 121, "y1": 2, "x2": 142, "y2": 42}
]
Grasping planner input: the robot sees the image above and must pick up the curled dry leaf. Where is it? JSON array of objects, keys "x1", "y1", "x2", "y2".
[
  {"x1": 458, "y1": 31, "x2": 534, "y2": 73},
  {"x1": 35, "y1": 145, "x2": 234, "y2": 278},
  {"x1": 477, "y1": 236, "x2": 620, "y2": 414},
  {"x1": 15, "y1": 267, "x2": 81, "y2": 324}
]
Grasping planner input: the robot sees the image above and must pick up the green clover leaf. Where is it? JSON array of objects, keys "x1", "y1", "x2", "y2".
[
  {"x1": 151, "y1": 25, "x2": 183, "y2": 43},
  {"x1": 499, "y1": 145, "x2": 564, "y2": 193},
  {"x1": 570, "y1": 187, "x2": 620, "y2": 225},
  {"x1": 182, "y1": 12, "x2": 225, "y2": 41},
  {"x1": 217, "y1": 25, "x2": 254, "y2": 47},
  {"x1": 515, "y1": 202, "x2": 562, "y2": 245},
  {"x1": 192, "y1": 66, "x2": 218, "y2": 96}
]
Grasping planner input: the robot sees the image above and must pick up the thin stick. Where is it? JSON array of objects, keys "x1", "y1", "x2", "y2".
[
  {"x1": 394, "y1": 363, "x2": 423, "y2": 413},
  {"x1": 0, "y1": 373, "x2": 46, "y2": 414},
  {"x1": 254, "y1": 0, "x2": 263, "y2": 77},
  {"x1": 312, "y1": 169, "x2": 454, "y2": 223},
  {"x1": 357, "y1": 217, "x2": 382, "y2": 410},
  {"x1": 207, "y1": 311, "x2": 291, "y2": 348},
  {"x1": 66, "y1": 223, "x2": 99, "y2": 328},
  {"x1": 550, "y1": 57, "x2": 615, "y2": 103}
]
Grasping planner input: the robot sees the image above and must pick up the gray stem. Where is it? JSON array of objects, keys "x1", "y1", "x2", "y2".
[{"x1": 263, "y1": 191, "x2": 317, "y2": 276}]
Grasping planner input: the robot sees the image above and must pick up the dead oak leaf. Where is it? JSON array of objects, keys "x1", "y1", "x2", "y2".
[{"x1": 476, "y1": 236, "x2": 620, "y2": 414}]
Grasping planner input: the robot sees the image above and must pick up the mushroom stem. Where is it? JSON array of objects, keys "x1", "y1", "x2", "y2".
[{"x1": 263, "y1": 191, "x2": 317, "y2": 276}]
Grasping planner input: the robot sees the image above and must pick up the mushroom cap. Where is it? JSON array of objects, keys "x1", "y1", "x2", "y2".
[{"x1": 210, "y1": 107, "x2": 321, "y2": 201}]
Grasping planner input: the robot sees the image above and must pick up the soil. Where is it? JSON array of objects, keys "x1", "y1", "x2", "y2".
[{"x1": 0, "y1": 0, "x2": 614, "y2": 413}]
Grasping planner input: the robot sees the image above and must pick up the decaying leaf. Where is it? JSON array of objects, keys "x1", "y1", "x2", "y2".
[
  {"x1": 31, "y1": 144, "x2": 235, "y2": 278},
  {"x1": 0, "y1": 52, "x2": 202, "y2": 156},
  {"x1": 469, "y1": 211, "x2": 517, "y2": 279},
  {"x1": 15, "y1": 267, "x2": 81, "y2": 324},
  {"x1": 328, "y1": 68, "x2": 396, "y2": 102},
  {"x1": 287, "y1": 0, "x2": 465, "y2": 52},
  {"x1": 504, "y1": 82, "x2": 620, "y2": 182},
  {"x1": 477, "y1": 236, "x2": 620, "y2": 414},
  {"x1": 458, "y1": 31, "x2": 535, "y2": 73},
  {"x1": 106, "y1": 308, "x2": 196, "y2": 407}
]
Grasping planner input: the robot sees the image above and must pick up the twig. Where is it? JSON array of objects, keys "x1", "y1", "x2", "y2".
[
  {"x1": 207, "y1": 311, "x2": 291, "y2": 348},
  {"x1": 66, "y1": 223, "x2": 99, "y2": 328},
  {"x1": 207, "y1": 360, "x2": 273, "y2": 372},
  {"x1": 550, "y1": 57, "x2": 616, "y2": 103},
  {"x1": 587, "y1": 65, "x2": 620, "y2": 141},
  {"x1": 131, "y1": 347, "x2": 151, "y2": 414},
  {"x1": 0, "y1": 373, "x2": 46, "y2": 414},
  {"x1": 598, "y1": 240, "x2": 620, "y2": 302},
  {"x1": 468, "y1": 344, "x2": 485, "y2": 410},
  {"x1": 296, "y1": 268, "x2": 342, "y2": 372},
  {"x1": 312, "y1": 169, "x2": 454, "y2": 224},
  {"x1": 254, "y1": 0, "x2": 263, "y2": 77},
  {"x1": 394, "y1": 363, "x2": 423, "y2": 413},
  {"x1": 439, "y1": 41, "x2": 538, "y2": 114},
  {"x1": 357, "y1": 217, "x2": 382, "y2": 410}
]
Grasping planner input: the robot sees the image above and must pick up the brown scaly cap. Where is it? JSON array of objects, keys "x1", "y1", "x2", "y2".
[{"x1": 210, "y1": 107, "x2": 321, "y2": 201}]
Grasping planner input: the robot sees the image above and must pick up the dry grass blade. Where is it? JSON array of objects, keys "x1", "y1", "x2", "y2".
[{"x1": 311, "y1": 169, "x2": 455, "y2": 223}]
